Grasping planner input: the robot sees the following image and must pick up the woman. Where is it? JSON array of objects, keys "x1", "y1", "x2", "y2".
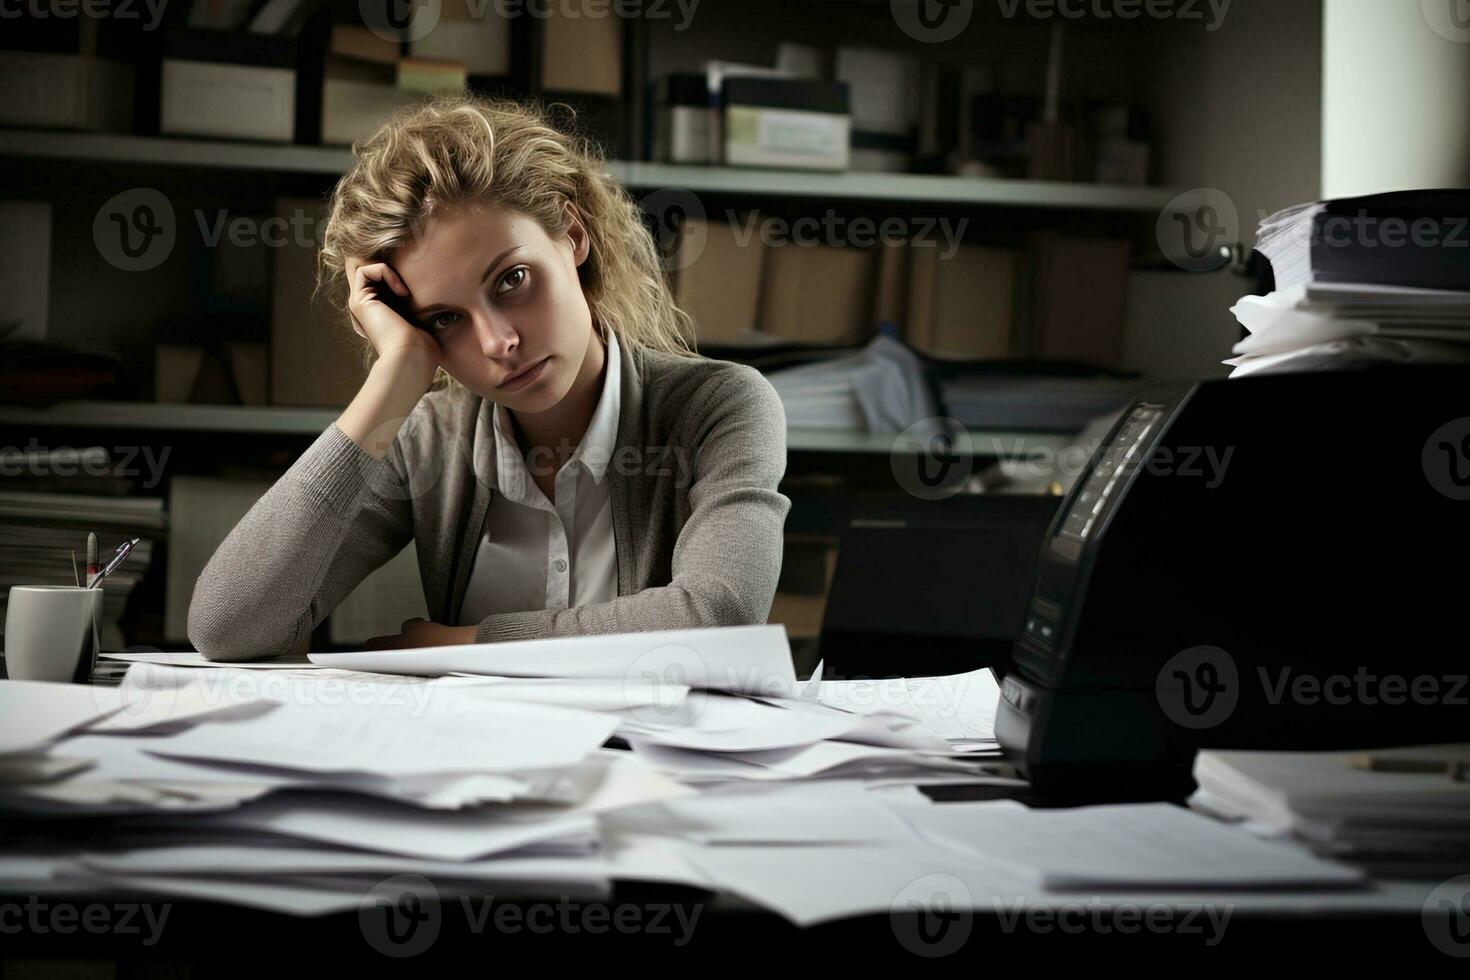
[{"x1": 189, "y1": 95, "x2": 790, "y2": 662}]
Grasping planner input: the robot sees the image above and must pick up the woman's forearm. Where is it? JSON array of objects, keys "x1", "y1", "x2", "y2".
[{"x1": 336, "y1": 352, "x2": 438, "y2": 459}]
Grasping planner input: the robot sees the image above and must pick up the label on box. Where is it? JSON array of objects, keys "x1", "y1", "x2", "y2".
[{"x1": 726, "y1": 105, "x2": 848, "y2": 168}]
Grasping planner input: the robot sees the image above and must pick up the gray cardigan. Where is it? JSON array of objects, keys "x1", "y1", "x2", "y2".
[{"x1": 188, "y1": 338, "x2": 792, "y2": 662}]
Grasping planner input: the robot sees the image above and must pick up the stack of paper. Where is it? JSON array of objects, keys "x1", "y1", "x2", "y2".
[
  {"x1": 1225, "y1": 282, "x2": 1470, "y2": 377},
  {"x1": 1, "y1": 624, "x2": 1393, "y2": 927},
  {"x1": 1192, "y1": 746, "x2": 1470, "y2": 878},
  {"x1": 0, "y1": 664, "x2": 692, "y2": 912},
  {"x1": 1228, "y1": 192, "x2": 1470, "y2": 377},
  {"x1": 764, "y1": 335, "x2": 938, "y2": 433}
]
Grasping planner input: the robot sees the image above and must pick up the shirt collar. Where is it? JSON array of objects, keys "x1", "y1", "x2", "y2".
[{"x1": 491, "y1": 329, "x2": 622, "y2": 501}]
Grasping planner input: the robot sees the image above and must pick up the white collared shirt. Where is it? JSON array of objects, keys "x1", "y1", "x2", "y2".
[{"x1": 457, "y1": 330, "x2": 621, "y2": 624}]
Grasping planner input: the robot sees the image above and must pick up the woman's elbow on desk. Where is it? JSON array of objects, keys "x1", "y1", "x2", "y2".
[{"x1": 186, "y1": 580, "x2": 299, "y2": 664}]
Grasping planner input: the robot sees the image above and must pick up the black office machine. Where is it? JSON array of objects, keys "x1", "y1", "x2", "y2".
[{"x1": 997, "y1": 366, "x2": 1470, "y2": 796}]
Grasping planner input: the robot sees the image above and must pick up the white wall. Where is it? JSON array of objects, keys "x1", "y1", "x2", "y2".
[
  {"x1": 1321, "y1": 0, "x2": 1470, "y2": 198},
  {"x1": 1123, "y1": 0, "x2": 1323, "y2": 381}
]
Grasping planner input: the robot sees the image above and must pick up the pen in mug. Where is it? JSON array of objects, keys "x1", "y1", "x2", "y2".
[
  {"x1": 85, "y1": 532, "x2": 98, "y2": 588},
  {"x1": 88, "y1": 537, "x2": 140, "y2": 590},
  {"x1": 70, "y1": 550, "x2": 81, "y2": 588}
]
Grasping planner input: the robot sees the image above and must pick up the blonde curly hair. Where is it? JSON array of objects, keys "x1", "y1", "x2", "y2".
[{"x1": 315, "y1": 94, "x2": 697, "y2": 387}]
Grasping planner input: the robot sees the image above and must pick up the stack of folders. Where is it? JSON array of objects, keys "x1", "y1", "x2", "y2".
[
  {"x1": 0, "y1": 481, "x2": 164, "y2": 651},
  {"x1": 764, "y1": 335, "x2": 937, "y2": 433},
  {"x1": 0, "y1": 624, "x2": 1379, "y2": 925},
  {"x1": 1191, "y1": 746, "x2": 1470, "y2": 879},
  {"x1": 1227, "y1": 190, "x2": 1470, "y2": 377}
]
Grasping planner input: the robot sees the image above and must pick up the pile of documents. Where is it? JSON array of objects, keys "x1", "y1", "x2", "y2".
[
  {"x1": 1225, "y1": 282, "x2": 1470, "y2": 377},
  {"x1": 0, "y1": 624, "x2": 1396, "y2": 924},
  {"x1": 1191, "y1": 746, "x2": 1470, "y2": 879},
  {"x1": 764, "y1": 335, "x2": 937, "y2": 433},
  {"x1": 1227, "y1": 191, "x2": 1470, "y2": 377}
]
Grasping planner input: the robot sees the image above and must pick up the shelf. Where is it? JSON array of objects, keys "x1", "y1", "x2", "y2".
[
  {"x1": 1, "y1": 402, "x2": 1075, "y2": 456},
  {"x1": 0, "y1": 401, "x2": 339, "y2": 435},
  {"x1": 1, "y1": 129, "x2": 1177, "y2": 212},
  {"x1": 611, "y1": 161, "x2": 1176, "y2": 212}
]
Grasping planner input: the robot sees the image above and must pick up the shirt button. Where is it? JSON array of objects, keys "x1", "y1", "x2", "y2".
[{"x1": 554, "y1": 558, "x2": 568, "y2": 572}]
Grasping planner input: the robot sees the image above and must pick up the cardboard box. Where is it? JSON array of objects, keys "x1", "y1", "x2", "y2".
[
  {"x1": 723, "y1": 77, "x2": 850, "y2": 171},
  {"x1": 270, "y1": 197, "x2": 368, "y2": 407},
  {"x1": 907, "y1": 244, "x2": 1019, "y2": 361},
  {"x1": 0, "y1": 51, "x2": 133, "y2": 131},
  {"x1": 760, "y1": 243, "x2": 875, "y2": 345},
  {"x1": 673, "y1": 216, "x2": 766, "y2": 343},
  {"x1": 1030, "y1": 235, "x2": 1130, "y2": 368},
  {"x1": 396, "y1": 57, "x2": 467, "y2": 94},
  {"x1": 411, "y1": 4, "x2": 510, "y2": 75},
  {"x1": 322, "y1": 55, "x2": 422, "y2": 146},
  {"x1": 159, "y1": 30, "x2": 297, "y2": 142},
  {"x1": 541, "y1": 0, "x2": 622, "y2": 95}
]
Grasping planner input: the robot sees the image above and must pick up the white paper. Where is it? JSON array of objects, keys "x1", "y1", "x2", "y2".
[
  {"x1": 889, "y1": 798, "x2": 1367, "y2": 890},
  {"x1": 0, "y1": 680, "x2": 123, "y2": 755},
  {"x1": 176, "y1": 793, "x2": 600, "y2": 862},
  {"x1": 143, "y1": 689, "x2": 618, "y2": 777},
  {"x1": 101, "y1": 650, "x2": 315, "y2": 669},
  {"x1": 309, "y1": 624, "x2": 798, "y2": 698},
  {"x1": 815, "y1": 668, "x2": 1000, "y2": 741}
]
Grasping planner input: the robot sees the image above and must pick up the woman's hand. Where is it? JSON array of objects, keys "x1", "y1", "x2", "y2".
[
  {"x1": 363, "y1": 618, "x2": 477, "y2": 650},
  {"x1": 344, "y1": 256, "x2": 442, "y2": 386}
]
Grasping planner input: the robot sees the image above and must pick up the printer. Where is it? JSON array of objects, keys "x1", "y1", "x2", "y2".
[{"x1": 996, "y1": 366, "x2": 1470, "y2": 797}]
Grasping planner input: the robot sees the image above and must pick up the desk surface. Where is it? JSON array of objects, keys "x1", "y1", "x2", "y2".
[{"x1": 0, "y1": 666, "x2": 1460, "y2": 964}]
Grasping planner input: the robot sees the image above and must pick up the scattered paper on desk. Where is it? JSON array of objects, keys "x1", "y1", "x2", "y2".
[
  {"x1": 815, "y1": 668, "x2": 1000, "y2": 742},
  {"x1": 145, "y1": 689, "x2": 619, "y2": 777},
  {"x1": 310, "y1": 624, "x2": 798, "y2": 698},
  {"x1": 889, "y1": 798, "x2": 1367, "y2": 890},
  {"x1": 0, "y1": 680, "x2": 123, "y2": 755},
  {"x1": 101, "y1": 650, "x2": 315, "y2": 669}
]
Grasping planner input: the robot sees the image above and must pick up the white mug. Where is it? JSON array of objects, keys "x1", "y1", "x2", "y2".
[{"x1": 4, "y1": 585, "x2": 102, "y2": 683}]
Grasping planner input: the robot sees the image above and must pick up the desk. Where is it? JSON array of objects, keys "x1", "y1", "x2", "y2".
[{"x1": 0, "y1": 667, "x2": 1457, "y2": 967}]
